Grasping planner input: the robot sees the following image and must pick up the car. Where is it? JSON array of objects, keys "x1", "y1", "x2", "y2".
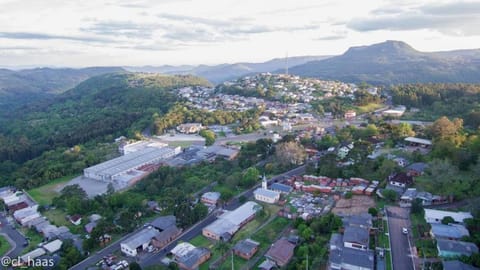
[{"x1": 402, "y1": 227, "x2": 408, "y2": 234}]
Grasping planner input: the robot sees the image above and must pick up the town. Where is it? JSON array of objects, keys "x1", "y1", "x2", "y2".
[{"x1": 0, "y1": 73, "x2": 479, "y2": 270}]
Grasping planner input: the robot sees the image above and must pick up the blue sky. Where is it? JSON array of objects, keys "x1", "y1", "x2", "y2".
[{"x1": 0, "y1": 0, "x2": 479, "y2": 67}]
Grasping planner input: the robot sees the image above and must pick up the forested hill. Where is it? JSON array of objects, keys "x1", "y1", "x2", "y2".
[
  {"x1": 0, "y1": 66, "x2": 125, "y2": 111},
  {"x1": 288, "y1": 40, "x2": 480, "y2": 84},
  {"x1": 0, "y1": 72, "x2": 212, "y2": 164}
]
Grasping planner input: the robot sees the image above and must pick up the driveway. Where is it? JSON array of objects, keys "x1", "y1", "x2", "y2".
[{"x1": 386, "y1": 206, "x2": 415, "y2": 270}]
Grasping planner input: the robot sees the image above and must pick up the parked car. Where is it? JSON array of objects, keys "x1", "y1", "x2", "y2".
[{"x1": 402, "y1": 227, "x2": 408, "y2": 234}]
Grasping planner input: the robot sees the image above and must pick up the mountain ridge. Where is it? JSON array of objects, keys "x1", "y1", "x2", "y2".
[{"x1": 288, "y1": 40, "x2": 480, "y2": 84}]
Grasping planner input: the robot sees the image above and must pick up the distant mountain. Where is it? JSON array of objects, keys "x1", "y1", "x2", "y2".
[
  {"x1": 0, "y1": 66, "x2": 125, "y2": 111},
  {"x1": 288, "y1": 40, "x2": 480, "y2": 84},
  {"x1": 124, "y1": 55, "x2": 331, "y2": 84}
]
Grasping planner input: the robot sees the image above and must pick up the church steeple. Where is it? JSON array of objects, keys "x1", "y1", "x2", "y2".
[{"x1": 262, "y1": 174, "x2": 267, "y2": 190}]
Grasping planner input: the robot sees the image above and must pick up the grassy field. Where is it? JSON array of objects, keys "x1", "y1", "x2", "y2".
[
  {"x1": 0, "y1": 235, "x2": 11, "y2": 256},
  {"x1": 27, "y1": 174, "x2": 78, "y2": 205},
  {"x1": 356, "y1": 103, "x2": 386, "y2": 114},
  {"x1": 190, "y1": 235, "x2": 212, "y2": 248},
  {"x1": 19, "y1": 227, "x2": 44, "y2": 253}
]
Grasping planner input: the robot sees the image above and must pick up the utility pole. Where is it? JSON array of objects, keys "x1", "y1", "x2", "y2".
[
  {"x1": 285, "y1": 52, "x2": 289, "y2": 76},
  {"x1": 306, "y1": 252, "x2": 309, "y2": 270},
  {"x1": 231, "y1": 250, "x2": 234, "y2": 270}
]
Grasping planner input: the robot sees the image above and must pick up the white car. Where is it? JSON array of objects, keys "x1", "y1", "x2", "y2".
[{"x1": 402, "y1": 227, "x2": 408, "y2": 234}]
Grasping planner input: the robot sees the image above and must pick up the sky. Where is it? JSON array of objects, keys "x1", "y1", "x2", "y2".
[{"x1": 0, "y1": 0, "x2": 479, "y2": 67}]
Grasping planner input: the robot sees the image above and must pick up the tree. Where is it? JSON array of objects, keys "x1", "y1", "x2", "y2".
[
  {"x1": 430, "y1": 116, "x2": 464, "y2": 144},
  {"x1": 441, "y1": 216, "x2": 455, "y2": 225},
  {"x1": 368, "y1": 207, "x2": 378, "y2": 217},
  {"x1": 425, "y1": 159, "x2": 459, "y2": 195},
  {"x1": 199, "y1": 129, "x2": 216, "y2": 146},
  {"x1": 411, "y1": 198, "x2": 424, "y2": 215},
  {"x1": 275, "y1": 141, "x2": 307, "y2": 166},
  {"x1": 381, "y1": 189, "x2": 398, "y2": 202},
  {"x1": 241, "y1": 167, "x2": 259, "y2": 188},
  {"x1": 130, "y1": 262, "x2": 142, "y2": 270}
]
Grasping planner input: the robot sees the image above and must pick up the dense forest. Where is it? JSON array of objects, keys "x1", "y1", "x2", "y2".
[
  {"x1": 390, "y1": 83, "x2": 480, "y2": 127},
  {"x1": 0, "y1": 73, "x2": 211, "y2": 163},
  {"x1": 0, "y1": 72, "x2": 211, "y2": 188}
]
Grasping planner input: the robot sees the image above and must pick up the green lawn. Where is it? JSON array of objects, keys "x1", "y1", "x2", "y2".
[
  {"x1": 0, "y1": 235, "x2": 11, "y2": 256},
  {"x1": 43, "y1": 209, "x2": 71, "y2": 227},
  {"x1": 19, "y1": 227, "x2": 44, "y2": 253},
  {"x1": 410, "y1": 212, "x2": 429, "y2": 239},
  {"x1": 385, "y1": 250, "x2": 392, "y2": 270},
  {"x1": 356, "y1": 103, "x2": 386, "y2": 114},
  {"x1": 190, "y1": 235, "x2": 212, "y2": 248},
  {"x1": 27, "y1": 174, "x2": 77, "y2": 205}
]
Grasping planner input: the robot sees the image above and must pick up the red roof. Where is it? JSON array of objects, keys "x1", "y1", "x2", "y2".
[{"x1": 265, "y1": 238, "x2": 295, "y2": 266}]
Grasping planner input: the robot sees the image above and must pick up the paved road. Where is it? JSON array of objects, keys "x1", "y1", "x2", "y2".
[
  {"x1": 386, "y1": 206, "x2": 414, "y2": 270},
  {"x1": 71, "y1": 165, "x2": 306, "y2": 269},
  {"x1": 0, "y1": 213, "x2": 27, "y2": 258}
]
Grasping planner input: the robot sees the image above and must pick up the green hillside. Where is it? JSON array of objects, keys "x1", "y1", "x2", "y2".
[{"x1": 0, "y1": 72, "x2": 212, "y2": 164}]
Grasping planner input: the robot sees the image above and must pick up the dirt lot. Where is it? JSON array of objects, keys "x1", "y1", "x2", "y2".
[{"x1": 332, "y1": 195, "x2": 375, "y2": 216}]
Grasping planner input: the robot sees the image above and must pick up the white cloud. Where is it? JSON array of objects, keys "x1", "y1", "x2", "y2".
[{"x1": 0, "y1": 0, "x2": 478, "y2": 67}]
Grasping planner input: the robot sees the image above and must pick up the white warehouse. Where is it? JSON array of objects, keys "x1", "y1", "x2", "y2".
[{"x1": 84, "y1": 146, "x2": 181, "y2": 182}]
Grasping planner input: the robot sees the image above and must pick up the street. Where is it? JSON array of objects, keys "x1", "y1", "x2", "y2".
[
  {"x1": 386, "y1": 206, "x2": 415, "y2": 270},
  {"x1": 0, "y1": 213, "x2": 27, "y2": 259}
]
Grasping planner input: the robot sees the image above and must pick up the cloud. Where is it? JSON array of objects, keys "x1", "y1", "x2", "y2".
[
  {"x1": 316, "y1": 34, "x2": 346, "y2": 41},
  {"x1": 81, "y1": 21, "x2": 156, "y2": 39},
  {"x1": 0, "y1": 31, "x2": 113, "y2": 43},
  {"x1": 347, "y1": 1, "x2": 480, "y2": 36}
]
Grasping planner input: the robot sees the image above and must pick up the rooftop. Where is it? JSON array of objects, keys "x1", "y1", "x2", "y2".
[
  {"x1": 424, "y1": 209, "x2": 473, "y2": 224},
  {"x1": 122, "y1": 227, "x2": 161, "y2": 250},
  {"x1": 270, "y1": 183, "x2": 293, "y2": 193},
  {"x1": 443, "y1": 260, "x2": 480, "y2": 270},
  {"x1": 85, "y1": 147, "x2": 176, "y2": 177},
  {"x1": 43, "y1": 239, "x2": 63, "y2": 253},
  {"x1": 342, "y1": 213, "x2": 373, "y2": 228},
  {"x1": 220, "y1": 201, "x2": 260, "y2": 226},
  {"x1": 151, "y1": 215, "x2": 176, "y2": 231},
  {"x1": 431, "y1": 223, "x2": 470, "y2": 239},
  {"x1": 178, "y1": 247, "x2": 210, "y2": 269},
  {"x1": 405, "y1": 137, "x2": 432, "y2": 145},
  {"x1": 437, "y1": 239, "x2": 479, "y2": 256},
  {"x1": 342, "y1": 248, "x2": 375, "y2": 269},
  {"x1": 202, "y1": 192, "x2": 221, "y2": 201},
  {"x1": 233, "y1": 238, "x2": 260, "y2": 254},
  {"x1": 254, "y1": 188, "x2": 280, "y2": 199},
  {"x1": 265, "y1": 238, "x2": 296, "y2": 266},
  {"x1": 171, "y1": 242, "x2": 196, "y2": 258},
  {"x1": 343, "y1": 226, "x2": 369, "y2": 245}
]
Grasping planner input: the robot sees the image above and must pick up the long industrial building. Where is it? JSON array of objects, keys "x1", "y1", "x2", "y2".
[{"x1": 84, "y1": 146, "x2": 181, "y2": 183}]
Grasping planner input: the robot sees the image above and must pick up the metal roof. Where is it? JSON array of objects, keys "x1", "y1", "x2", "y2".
[
  {"x1": 254, "y1": 188, "x2": 280, "y2": 199},
  {"x1": 121, "y1": 227, "x2": 161, "y2": 250},
  {"x1": 437, "y1": 239, "x2": 479, "y2": 256},
  {"x1": 404, "y1": 137, "x2": 432, "y2": 145},
  {"x1": 270, "y1": 183, "x2": 293, "y2": 193},
  {"x1": 431, "y1": 224, "x2": 470, "y2": 239}
]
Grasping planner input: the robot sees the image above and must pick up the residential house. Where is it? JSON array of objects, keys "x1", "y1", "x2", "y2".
[
  {"x1": 43, "y1": 239, "x2": 63, "y2": 254},
  {"x1": 171, "y1": 242, "x2": 196, "y2": 260},
  {"x1": 430, "y1": 223, "x2": 470, "y2": 240},
  {"x1": 443, "y1": 260, "x2": 480, "y2": 270},
  {"x1": 337, "y1": 143, "x2": 354, "y2": 160},
  {"x1": 343, "y1": 226, "x2": 369, "y2": 251},
  {"x1": 177, "y1": 123, "x2": 203, "y2": 134},
  {"x1": 69, "y1": 214, "x2": 82, "y2": 226},
  {"x1": 151, "y1": 225, "x2": 181, "y2": 250},
  {"x1": 176, "y1": 247, "x2": 211, "y2": 270},
  {"x1": 342, "y1": 213, "x2": 373, "y2": 230},
  {"x1": 388, "y1": 172, "x2": 413, "y2": 189},
  {"x1": 406, "y1": 162, "x2": 428, "y2": 176},
  {"x1": 424, "y1": 209, "x2": 473, "y2": 224},
  {"x1": 404, "y1": 137, "x2": 432, "y2": 148},
  {"x1": 330, "y1": 248, "x2": 375, "y2": 270},
  {"x1": 233, "y1": 238, "x2": 260, "y2": 260},
  {"x1": 203, "y1": 201, "x2": 260, "y2": 241},
  {"x1": 437, "y1": 239, "x2": 479, "y2": 258},
  {"x1": 20, "y1": 248, "x2": 46, "y2": 264},
  {"x1": 344, "y1": 110, "x2": 356, "y2": 120},
  {"x1": 265, "y1": 238, "x2": 296, "y2": 267},
  {"x1": 201, "y1": 192, "x2": 221, "y2": 206},
  {"x1": 328, "y1": 232, "x2": 374, "y2": 270}
]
